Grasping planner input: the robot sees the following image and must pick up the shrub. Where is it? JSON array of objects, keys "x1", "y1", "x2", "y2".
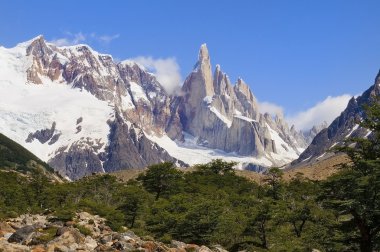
[{"x1": 74, "y1": 224, "x2": 92, "y2": 236}]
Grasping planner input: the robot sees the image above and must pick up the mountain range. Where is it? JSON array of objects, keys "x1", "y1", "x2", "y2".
[{"x1": 0, "y1": 35, "x2": 376, "y2": 180}]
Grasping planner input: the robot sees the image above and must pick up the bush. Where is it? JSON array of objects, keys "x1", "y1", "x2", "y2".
[
  {"x1": 30, "y1": 227, "x2": 58, "y2": 244},
  {"x1": 50, "y1": 208, "x2": 75, "y2": 222},
  {"x1": 74, "y1": 224, "x2": 92, "y2": 236}
]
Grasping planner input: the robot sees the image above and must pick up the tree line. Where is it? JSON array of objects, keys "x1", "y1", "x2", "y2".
[{"x1": 0, "y1": 102, "x2": 379, "y2": 251}]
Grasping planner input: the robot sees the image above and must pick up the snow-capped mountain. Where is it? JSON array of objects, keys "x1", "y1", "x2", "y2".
[
  {"x1": 292, "y1": 70, "x2": 380, "y2": 165},
  {"x1": 0, "y1": 36, "x2": 312, "y2": 179}
]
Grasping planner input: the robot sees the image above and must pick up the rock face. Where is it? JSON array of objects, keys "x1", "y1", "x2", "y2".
[
  {"x1": 0, "y1": 35, "x2": 185, "y2": 179},
  {"x1": 1, "y1": 212, "x2": 223, "y2": 252},
  {"x1": 293, "y1": 71, "x2": 380, "y2": 165},
  {"x1": 0, "y1": 36, "x2": 314, "y2": 179},
  {"x1": 176, "y1": 44, "x2": 306, "y2": 162},
  {"x1": 103, "y1": 113, "x2": 184, "y2": 173}
]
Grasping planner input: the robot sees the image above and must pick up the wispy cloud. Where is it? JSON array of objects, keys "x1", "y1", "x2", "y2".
[
  {"x1": 258, "y1": 94, "x2": 352, "y2": 130},
  {"x1": 49, "y1": 32, "x2": 120, "y2": 47},
  {"x1": 287, "y1": 94, "x2": 352, "y2": 130},
  {"x1": 50, "y1": 32, "x2": 86, "y2": 46},
  {"x1": 98, "y1": 34, "x2": 120, "y2": 44},
  {"x1": 258, "y1": 101, "x2": 284, "y2": 118},
  {"x1": 130, "y1": 56, "x2": 182, "y2": 94}
]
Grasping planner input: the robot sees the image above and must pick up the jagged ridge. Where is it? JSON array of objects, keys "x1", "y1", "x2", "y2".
[{"x1": 0, "y1": 36, "x2": 320, "y2": 179}]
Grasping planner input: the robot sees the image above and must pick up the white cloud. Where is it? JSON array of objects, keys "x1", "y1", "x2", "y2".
[
  {"x1": 50, "y1": 32, "x2": 86, "y2": 46},
  {"x1": 49, "y1": 32, "x2": 120, "y2": 47},
  {"x1": 131, "y1": 56, "x2": 182, "y2": 94},
  {"x1": 98, "y1": 34, "x2": 120, "y2": 44},
  {"x1": 286, "y1": 94, "x2": 352, "y2": 130},
  {"x1": 258, "y1": 101, "x2": 284, "y2": 118},
  {"x1": 258, "y1": 94, "x2": 352, "y2": 130}
]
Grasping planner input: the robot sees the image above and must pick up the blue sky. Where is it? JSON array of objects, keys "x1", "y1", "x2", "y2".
[{"x1": 1, "y1": 0, "x2": 380, "y2": 129}]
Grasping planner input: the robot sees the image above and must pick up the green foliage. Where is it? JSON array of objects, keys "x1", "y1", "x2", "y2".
[
  {"x1": 117, "y1": 183, "x2": 152, "y2": 228},
  {"x1": 2, "y1": 131, "x2": 379, "y2": 252},
  {"x1": 194, "y1": 159, "x2": 236, "y2": 175},
  {"x1": 51, "y1": 208, "x2": 75, "y2": 222},
  {"x1": 263, "y1": 167, "x2": 283, "y2": 200},
  {"x1": 321, "y1": 100, "x2": 380, "y2": 252},
  {"x1": 0, "y1": 133, "x2": 54, "y2": 175},
  {"x1": 32, "y1": 227, "x2": 58, "y2": 244},
  {"x1": 74, "y1": 224, "x2": 92, "y2": 236},
  {"x1": 137, "y1": 162, "x2": 183, "y2": 200}
]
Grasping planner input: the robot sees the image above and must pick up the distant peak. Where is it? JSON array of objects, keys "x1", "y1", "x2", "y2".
[
  {"x1": 215, "y1": 64, "x2": 221, "y2": 71},
  {"x1": 26, "y1": 35, "x2": 45, "y2": 43},
  {"x1": 375, "y1": 69, "x2": 380, "y2": 85},
  {"x1": 28, "y1": 35, "x2": 45, "y2": 45},
  {"x1": 25, "y1": 35, "x2": 52, "y2": 57},
  {"x1": 198, "y1": 43, "x2": 209, "y2": 61},
  {"x1": 15, "y1": 35, "x2": 45, "y2": 49},
  {"x1": 236, "y1": 77, "x2": 246, "y2": 86},
  {"x1": 193, "y1": 43, "x2": 211, "y2": 71},
  {"x1": 34, "y1": 34, "x2": 44, "y2": 40}
]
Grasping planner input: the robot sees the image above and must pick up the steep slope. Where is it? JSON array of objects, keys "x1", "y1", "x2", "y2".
[
  {"x1": 0, "y1": 36, "x2": 312, "y2": 179},
  {"x1": 0, "y1": 36, "x2": 182, "y2": 179},
  {"x1": 0, "y1": 133, "x2": 62, "y2": 181},
  {"x1": 293, "y1": 70, "x2": 380, "y2": 165},
  {"x1": 165, "y1": 44, "x2": 307, "y2": 167}
]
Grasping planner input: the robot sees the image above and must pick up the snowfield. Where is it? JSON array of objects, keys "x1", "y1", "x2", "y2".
[
  {"x1": 145, "y1": 132, "x2": 273, "y2": 168},
  {"x1": 0, "y1": 42, "x2": 114, "y2": 162},
  {"x1": 0, "y1": 36, "x2": 305, "y2": 174}
]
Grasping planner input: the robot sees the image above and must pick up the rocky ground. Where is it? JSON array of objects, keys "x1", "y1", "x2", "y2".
[{"x1": 0, "y1": 212, "x2": 228, "y2": 252}]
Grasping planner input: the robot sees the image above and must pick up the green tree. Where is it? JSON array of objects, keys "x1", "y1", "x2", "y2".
[
  {"x1": 117, "y1": 183, "x2": 151, "y2": 228},
  {"x1": 194, "y1": 159, "x2": 236, "y2": 175},
  {"x1": 138, "y1": 162, "x2": 183, "y2": 200},
  {"x1": 264, "y1": 167, "x2": 284, "y2": 200},
  {"x1": 321, "y1": 100, "x2": 380, "y2": 252},
  {"x1": 244, "y1": 198, "x2": 272, "y2": 249},
  {"x1": 280, "y1": 176, "x2": 319, "y2": 238}
]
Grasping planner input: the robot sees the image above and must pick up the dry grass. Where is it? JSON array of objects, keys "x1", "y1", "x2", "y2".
[
  {"x1": 282, "y1": 154, "x2": 350, "y2": 181},
  {"x1": 110, "y1": 169, "x2": 145, "y2": 182},
  {"x1": 110, "y1": 154, "x2": 351, "y2": 184}
]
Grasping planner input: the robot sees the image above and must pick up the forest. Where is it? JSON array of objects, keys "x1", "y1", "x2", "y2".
[{"x1": 0, "y1": 102, "x2": 379, "y2": 252}]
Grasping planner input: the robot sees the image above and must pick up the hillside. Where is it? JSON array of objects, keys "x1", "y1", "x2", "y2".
[
  {"x1": 112, "y1": 155, "x2": 350, "y2": 184},
  {"x1": 0, "y1": 133, "x2": 62, "y2": 182}
]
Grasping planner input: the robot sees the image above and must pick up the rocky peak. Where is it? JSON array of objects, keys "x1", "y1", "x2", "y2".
[
  {"x1": 375, "y1": 69, "x2": 380, "y2": 85},
  {"x1": 235, "y1": 78, "x2": 253, "y2": 99},
  {"x1": 26, "y1": 35, "x2": 52, "y2": 57},
  {"x1": 371, "y1": 69, "x2": 380, "y2": 97},
  {"x1": 233, "y1": 78, "x2": 259, "y2": 119},
  {"x1": 25, "y1": 35, "x2": 58, "y2": 84},
  {"x1": 198, "y1": 43, "x2": 210, "y2": 63},
  {"x1": 181, "y1": 44, "x2": 215, "y2": 113},
  {"x1": 293, "y1": 71, "x2": 380, "y2": 165},
  {"x1": 213, "y1": 64, "x2": 233, "y2": 96}
]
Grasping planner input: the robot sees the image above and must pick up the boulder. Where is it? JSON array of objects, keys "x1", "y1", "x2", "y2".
[
  {"x1": 112, "y1": 240, "x2": 136, "y2": 251},
  {"x1": 171, "y1": 240, "x2": 187, "y2": 249},
  {"x1": 31, "y1": 245, "x2": 47, "y2": 252},
  {"x1": 199, "y1": 245, "x2": 213, "y2": 252},
  {"x1": 211, "y1": 244, "x2": 229, "y2": 252},
  {"x1": 185, "y1": 244, "x2": 200, "y2": 251},
  {"x1": 0, "y1": 239, "x2": 30, "y2": 252},
  {"x1": 0, "y1": 221, "x2": 15, "y2": 237},
  {"x1": 46, "y1": 228, "x2": 85, "y2": 251},
  {"x1": 84, "y1": 236, "x2": 98, "y2": 251},
  {"x1": 141, "y1": 240, "x2": 158, "y2": 252},
  {"x1": 8, "y1": 225, "x2": 36, "y2": 244},
  {"x1": 56, "y1": 227, "x2": 71, "y2": 236}
]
